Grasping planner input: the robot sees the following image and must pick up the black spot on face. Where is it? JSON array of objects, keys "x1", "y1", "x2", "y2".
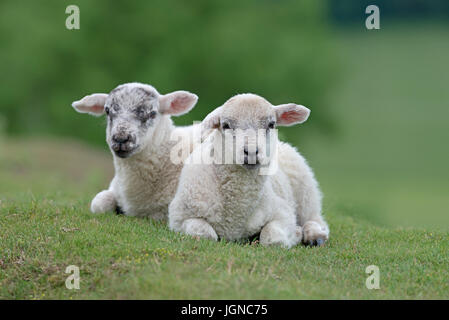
[
  {"x1": 133, "y1": 105, "x2": 156, "y2": 125},
  {"x1": 134, "y1": 105, "x2": 147, "y2": 117}
]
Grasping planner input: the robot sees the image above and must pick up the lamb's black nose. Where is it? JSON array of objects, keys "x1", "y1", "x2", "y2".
[{"x1": 112, "y1": 134, "x2": 131, "y2": 144}]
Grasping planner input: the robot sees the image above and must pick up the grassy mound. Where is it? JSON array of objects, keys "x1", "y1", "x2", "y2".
[{"x1": 0, "y1": 138, "x2": 447, "y2": 299}]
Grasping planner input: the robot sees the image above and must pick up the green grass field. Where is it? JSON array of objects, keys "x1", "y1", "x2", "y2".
[{"x1": 1, "y1": 25, "x2": 448, "y2": 299}]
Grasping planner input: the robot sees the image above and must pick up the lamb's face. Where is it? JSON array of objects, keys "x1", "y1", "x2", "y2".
[
  {"x1": 203, "y1": 93, "x2": 311, "y2": 170},
  {"x1": 104, "y1": 84, "x2": 159, "y2": 158},
  {"x1": 218, "y1": 95, "x2": 276, "y2": 169},
  {"x1": 72, "y1": 82, "x2": 198, "y2": 159}
]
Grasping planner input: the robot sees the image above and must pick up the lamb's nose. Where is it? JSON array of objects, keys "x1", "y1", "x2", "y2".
[
  {"x1": 112, "y1": 134, "x2": 131, "y2": 144},
  {"x1": 244, "y1": 147, "x2": 259, "y2": 155}
]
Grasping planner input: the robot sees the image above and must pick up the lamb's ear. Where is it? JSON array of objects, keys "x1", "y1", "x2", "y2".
[
  {"x1": 274, "y1": 103, "x2": 310, "y2": 126},
  {"x1": 159, "y1": 90, "x2": 198, "y2": 116},
  {"x1": 72, "y1": 93, "x2": 108, "y2": 117},
  {"x1": 201, "y1": 107, "x2": 222, "y2": 129}
]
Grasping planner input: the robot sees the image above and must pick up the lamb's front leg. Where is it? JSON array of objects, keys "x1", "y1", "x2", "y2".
[
  {"x1": 296, "y1": 178, "x2": 329, "y2": 246},
  {"x1": 180, "y1": 218, "x2": 218, "y2": 241},
  {"x1": 260, "y1": 220, "x2": 302, "y2": 248},
  {"x1": 90, "y1": 189, "x2": 117, "y2": 214}
]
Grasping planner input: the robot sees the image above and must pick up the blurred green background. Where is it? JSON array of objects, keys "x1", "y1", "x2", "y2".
[{"x1": 0, "y1": 0, "x2": 448, "y2": 229}]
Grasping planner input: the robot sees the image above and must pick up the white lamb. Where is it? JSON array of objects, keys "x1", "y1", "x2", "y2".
[
  {"x1": 168, "y1": 93, "x2": 329, "y2": 247},
  {"x1": 72, "y1": 82, "x2": 199, "y2": 220}
]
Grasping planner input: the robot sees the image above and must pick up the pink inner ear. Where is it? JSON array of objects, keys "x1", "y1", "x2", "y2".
[
  {"x1": 280, "y1": 110, "x2": 301, "y2": 124},
  {"x1": 89, "y1": 104, "x2": 105, "y2": 114},
  {"x1": 170, "y1": 96, "x2": 191, "y2": 114}
]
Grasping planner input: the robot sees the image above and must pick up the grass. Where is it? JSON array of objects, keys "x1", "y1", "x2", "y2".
[
  {"x1": 0, "y1": 138, "x2": 447, "y2": 300},
  {"x1": 1, "y1": 24, "x2": 449, "y2": 299}
]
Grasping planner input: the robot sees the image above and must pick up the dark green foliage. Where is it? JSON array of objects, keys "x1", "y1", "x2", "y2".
[{"x1": 0, "y1": 0, "x2": 337, "y2": 146}]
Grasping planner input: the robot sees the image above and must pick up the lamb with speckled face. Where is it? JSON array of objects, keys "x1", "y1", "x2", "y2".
[
  {"x1": 72, "y1": 82, "x2": 199, "y2": 220},
  {"x1": 168, "y1": 93, "x2": 329, "y2": 247}
]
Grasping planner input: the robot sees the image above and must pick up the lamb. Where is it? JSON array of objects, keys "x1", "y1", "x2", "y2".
[
  {"x1": 72, "y1": 82, "x2": 199, "y2": 220},
  {"x1": 168, "y1": 93, "x2": 329, "y2": 247}
]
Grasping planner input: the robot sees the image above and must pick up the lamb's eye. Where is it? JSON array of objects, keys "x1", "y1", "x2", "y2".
[
  {"x1": 268, "y1": 121, "x2": 275, "y2": 129},
  {"x1": 222, "y1": 122, "x2": 231, "y2": 130},
  {"x1": 105, "y1": 107, "x2": 110, "y2": 115},
  {"x1": 149, "y1": 111, "x2": 157, "y2": 119}
]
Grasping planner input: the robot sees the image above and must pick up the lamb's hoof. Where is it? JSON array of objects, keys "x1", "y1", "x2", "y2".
[
  {"x1": 307, "y1": 238, "x2": 325, "y2": 247},
  {"x1": 115, "y1": 205, "x2": 125, "y2": 215},
  {"x1": 302, "y1": 221, "x2": 328, "y2": 247}
]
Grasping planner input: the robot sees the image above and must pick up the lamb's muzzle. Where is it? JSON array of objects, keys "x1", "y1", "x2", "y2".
[{"x1": 111, "y1": 132, "x2": 137, "y2": 158}]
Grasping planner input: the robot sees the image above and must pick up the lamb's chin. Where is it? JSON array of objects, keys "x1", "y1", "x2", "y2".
[
  {"x1": 114, "y1": 150, "x2": 133, "y2": 158},
  {"x1": 113, "y1": 147, "x2": 139, "y2": 159},
  {"x1": 242, "y1": 163, "x2": 260, "y2": 170}
]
